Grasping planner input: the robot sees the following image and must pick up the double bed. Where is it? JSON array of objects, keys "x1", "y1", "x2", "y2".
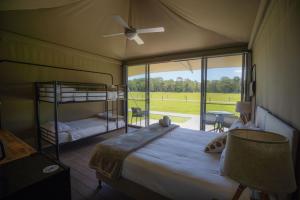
[
  {"x1": 90, "y1": 106, "x2": 298, "y2": 200},
  {"x1": 121, "y1": 128, "x2": 250, "y2": 199}
]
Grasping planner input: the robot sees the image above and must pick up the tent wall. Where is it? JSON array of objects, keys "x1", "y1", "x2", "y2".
[
  {"x1": 252, "y1": 1, "x2": 300, "y2": 197},
  {"x1": 252, "y1": 0, "x2": 300, "y2": 131},
  {"x1": 0, "y1": 31, "x2": 122, "y2": 147}
]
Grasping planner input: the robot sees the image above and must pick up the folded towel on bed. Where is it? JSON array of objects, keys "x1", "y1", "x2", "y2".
[
  {"x1": 89, "y1": 123, "x2": 179, "y2": 180},
  {"x1": 159, "y1": 116, "x2": 171, "y2": 127}
]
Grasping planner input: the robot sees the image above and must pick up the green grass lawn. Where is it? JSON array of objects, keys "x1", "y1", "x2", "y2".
[
  {"x1": 128, "y1": 92, "x2": 240, "y2": 118},
  {"x1": 128, "y1": 92, "x2": 240, "y2": 102}
]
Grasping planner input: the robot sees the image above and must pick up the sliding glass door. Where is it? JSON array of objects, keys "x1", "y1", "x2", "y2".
[
  {"x1": 149, "y1": 60, "x2": 201, "y2": 130},
  {"x1": 127, "y1": 53, "x2": 247, "y2": 132},
  {"x1": 127, "y1": 65, "x2": 148, "y2": 127},
  {"x1": 203, "y1": 55, "x2": 243, "y2": 132}
]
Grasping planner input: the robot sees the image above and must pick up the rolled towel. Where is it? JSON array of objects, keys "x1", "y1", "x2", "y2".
[
  {"x1": 163, "y1": 116, "x2": 171, "y2": 126},
  {"x1": 159, "y1": 119, "x2": 165, "y2": 126}
]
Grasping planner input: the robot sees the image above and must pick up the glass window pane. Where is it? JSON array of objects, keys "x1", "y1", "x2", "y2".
[
  {"x1": 127, "y1": 65, "x2": 147, "y2": 127},
  {"x1": 149, "y1": 59, "x2": 201, "y2": 130},
  {"x1": 204, "y1": 55, "x2": 243, "y2": 132}
]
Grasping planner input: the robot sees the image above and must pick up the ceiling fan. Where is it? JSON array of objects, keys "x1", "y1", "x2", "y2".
[{"x1": 103, "y1": 15, "x2": 165, "y2": 45}]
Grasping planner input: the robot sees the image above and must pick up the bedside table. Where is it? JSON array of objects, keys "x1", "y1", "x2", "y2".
[
  {"x1": 0, "y1": 153, "x2": 71, "y2": 200},
  {"x1": 0, "y1": 129, "x2": 36, "y2": 165}
]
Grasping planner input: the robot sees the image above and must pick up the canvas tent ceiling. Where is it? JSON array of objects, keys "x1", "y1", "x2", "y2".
[{"x1": 0, "y1": 0, "x2": 260, "y2": 61}]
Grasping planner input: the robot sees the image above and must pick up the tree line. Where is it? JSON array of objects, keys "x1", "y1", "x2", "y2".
[{"x1": 128, "y1": 76, "x2": 241, "y2": 93}]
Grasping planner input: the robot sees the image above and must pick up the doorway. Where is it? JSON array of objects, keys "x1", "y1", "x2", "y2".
[{"x1": 126, "y1": 53, "x2": 247, "y2": 131}]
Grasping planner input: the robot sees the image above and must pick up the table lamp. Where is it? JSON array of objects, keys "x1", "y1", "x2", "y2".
[
  {"x1": 0, "y1": 100, "x2": 2, "y2": 129},
  {"x1": 235, "y1": 101, "x2": 251, "y2": 123},
  {"x1": 224, "y1": 129, "x2": 296, "y2": 200}
]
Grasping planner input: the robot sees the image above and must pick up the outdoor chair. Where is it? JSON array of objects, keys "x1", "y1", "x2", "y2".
[{"x1": 131, "y1": 107, "x2": 146, "y2": 126}]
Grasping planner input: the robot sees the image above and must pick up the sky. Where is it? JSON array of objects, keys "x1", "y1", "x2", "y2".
[{"x1": 129, "y1": 67, "x2": 242, "y2": 81}]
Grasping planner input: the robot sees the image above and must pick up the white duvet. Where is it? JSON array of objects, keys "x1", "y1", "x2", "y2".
[
  {"x1": 122, "y1": 128, "x2": 251, "y2": 200},
  {"x1": 65, "y1": 117, "x2": 125, "y2": 140},
  {"x1": 42, "y1": 118, "x2": 125, "y2": 144}
]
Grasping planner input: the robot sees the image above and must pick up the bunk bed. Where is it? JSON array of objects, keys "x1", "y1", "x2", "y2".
[{"x1": 35, "y1": 81, "x2": 127, "y2": 160}]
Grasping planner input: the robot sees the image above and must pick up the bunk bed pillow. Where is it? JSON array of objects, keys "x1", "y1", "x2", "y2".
[
  {"x1": 107, "y1": 91, "x2": 118, "y2": 100},
  {"x1": 41, "y1": 121, "x2": 72, "y2": 133},
  {"x1": 97, "y1": 112, "x2": 113, "y2": 119},
  {"x1": 96, "y1": 112, "x2": 123, "y2": 120}
]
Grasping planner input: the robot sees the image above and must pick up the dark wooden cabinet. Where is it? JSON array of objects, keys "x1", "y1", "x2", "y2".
[{"x1": 0, "y1": 153, "x2": 71, "y2": 200}]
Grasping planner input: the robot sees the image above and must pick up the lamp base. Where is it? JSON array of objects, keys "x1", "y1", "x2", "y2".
[
  {"x1": 232, "y1": 184, "x2": 246, "y2": 200},
  {"x1": 260, "y1": 192, "x2": 270, "y2": 200},
  {"x1": 232, "y1": 184, "x2": 270, "y2": 200}
]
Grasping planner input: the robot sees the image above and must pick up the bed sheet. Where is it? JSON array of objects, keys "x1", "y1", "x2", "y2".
[{"x1": 122, "y1": 128, "x2": 251, "y2": 200}]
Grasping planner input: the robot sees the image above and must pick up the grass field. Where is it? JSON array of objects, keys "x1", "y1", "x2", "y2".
[
  {"x1": 128, "y1": 92, "x2": 241, "y2": 124},
  {"x1": 128, "y1": 92, "x2": 240, "y2": 102}
]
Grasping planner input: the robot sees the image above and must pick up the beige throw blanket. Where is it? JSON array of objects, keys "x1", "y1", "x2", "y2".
[{"x1": 89, "y1": 123, "x2": 179, "y2": 180}]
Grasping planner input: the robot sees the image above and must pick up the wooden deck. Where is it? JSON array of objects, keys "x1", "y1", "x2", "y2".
[{"x1": 60, "y1": 128, "x2": 136, "y2": 200}]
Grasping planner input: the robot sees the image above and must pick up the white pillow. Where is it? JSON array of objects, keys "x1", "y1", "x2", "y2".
[
  {"x1": 229, "y1": 119, "x2": 245, "y2": 130},
  {"x1": 204, "y1": 133, "x2": 227, "y2": 153},
  {"x1": 97, "y1": 112, "x2": 113, "y2": 119},
  {"x1": 244, "y1": 121, "x2": 261, "y2": 130},
  {"x1": 219, "y1": 148, "x2": 227, "y2": 176},
  {"x1": 41, "y1": 121, "x2": 72, "y2": 133}
]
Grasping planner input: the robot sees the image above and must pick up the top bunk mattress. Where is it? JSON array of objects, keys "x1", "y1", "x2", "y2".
[
  {"x1": 122, "y1": 127, "x2": 250, "y2": 200},
  {"x1": 38, "y1": 83, "x2": 124, "y2": 103},
  {"x1": 39, "y1": 91, "x2": 119, "y2": 102}
]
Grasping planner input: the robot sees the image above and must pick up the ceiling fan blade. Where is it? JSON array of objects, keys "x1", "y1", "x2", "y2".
[
  {"x1": 136, "y1": 27, "x2": 165, "y2": 34},
  {"x1": 132, "y1": 35, "x2": 144, "y2": 45},
  {"x1": 102, "y1": 33, "x2": 124, "y2": 38},
  {"x1": 113, "y1": 15, "x2": 129, "y2": 29}
]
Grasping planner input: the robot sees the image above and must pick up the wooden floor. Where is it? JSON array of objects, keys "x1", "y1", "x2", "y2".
[{"x1": 60, "y1": 128, "x2": 137, "y2": 200}]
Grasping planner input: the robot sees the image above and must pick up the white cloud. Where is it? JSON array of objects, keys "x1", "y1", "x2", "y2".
[{"x1": 234, "y1": 69, "x2": 242, "y2": 74}]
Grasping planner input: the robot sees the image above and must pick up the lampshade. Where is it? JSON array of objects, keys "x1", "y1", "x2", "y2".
[
  {"x1": 235, "y1": 101, "x2": 251, "y2": 113},
  {"x1": 224, "y1": 129, "x2": 296, "y2": 193},
  {"x1": 0, "y1": 100, "x2": 2, "y2": 129}
]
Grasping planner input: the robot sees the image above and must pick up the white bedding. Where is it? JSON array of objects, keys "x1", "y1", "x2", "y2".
[
  {"x1": 66, "y1": 117, "x2": 125, "y2": 140},
  {"x1": 42, "y1": 117, "x2": 125, "y2": 144},
  {"x1": 39, "y1": 91, "x2": 119, "y2": 102},
  {"x1": 122, "y1": 128, "x2": 251, "y2": 200}
]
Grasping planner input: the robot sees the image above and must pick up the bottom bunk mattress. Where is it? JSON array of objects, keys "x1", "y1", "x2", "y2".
[
  {"x1": 121, "y1": 127, "x2": 251, "y2": 200},
  {"x1": 65, "y1": 117, "x2": 125, "y2": 142},
  {"x1": 42, "y1": 118, "x2": 125, "y2": 144}
]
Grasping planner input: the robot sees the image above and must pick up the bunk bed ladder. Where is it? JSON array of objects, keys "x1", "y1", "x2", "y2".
[
  {"x1": 53, "y1": 81, "x2": 60, "y2": 160},
  {"x1": 106, "y1": 85, "x2": 109, "y2": 133},
  {"x1": 35, "y1": 82, "x2": 42, "y2": 152}
]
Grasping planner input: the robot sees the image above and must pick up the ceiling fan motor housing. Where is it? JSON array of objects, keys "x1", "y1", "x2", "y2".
[{"x1": 125, "y1": 28, "x2": 137, "y2": 40}]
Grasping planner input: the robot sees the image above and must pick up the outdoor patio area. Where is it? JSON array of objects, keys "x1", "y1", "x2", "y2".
[{"x1": 129, "y1": 110, "x2": 238, "y2": 132}]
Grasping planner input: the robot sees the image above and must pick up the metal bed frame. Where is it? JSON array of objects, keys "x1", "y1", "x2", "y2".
[
  {"x1": 0, "y1": 59, "x2": 128, "y2": 160},
  {"x1": 35, "y1": 81, "x2": 127, "y2": 160}
]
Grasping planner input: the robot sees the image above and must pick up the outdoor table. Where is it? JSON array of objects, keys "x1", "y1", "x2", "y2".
[{"x1": 206, "y1": 111, "x2": 234, "y2": 132}]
